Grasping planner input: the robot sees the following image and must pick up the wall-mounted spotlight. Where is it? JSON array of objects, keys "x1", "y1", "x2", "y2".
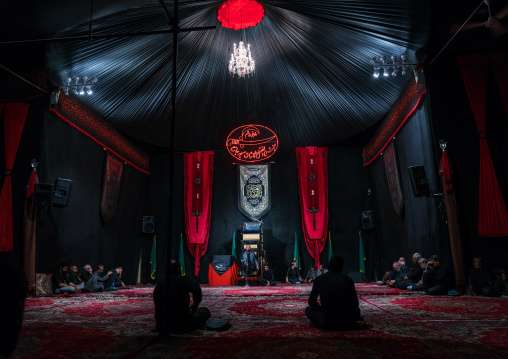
[
  {"x1": 61, "y1": 76, "x2": 98, "y2": 96},
  {"x1": 371, "y1": 55, "x2": 418, "y2": 78}
]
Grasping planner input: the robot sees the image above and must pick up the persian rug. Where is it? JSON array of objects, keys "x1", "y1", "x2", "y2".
[{"x1": 13, "y1": 285, "x2": 508, "y2": 359}]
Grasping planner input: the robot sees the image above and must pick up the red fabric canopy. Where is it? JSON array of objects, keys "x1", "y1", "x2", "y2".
[
  {"x1": 183, "y1": 151, "x2": 214, "y2": 276},
  {"x1": 295, "y1": 147, "x2": 329, "y2": 268},
  {"x1": 0, "y1": 103, "x2": 29, "y2": 252},
  {"x1": 218, "y1": 0, "x2": 265, "y2": 30}
]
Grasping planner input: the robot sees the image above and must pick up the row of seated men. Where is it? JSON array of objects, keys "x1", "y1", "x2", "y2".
[
  {"x1": 381, "y1": 253, "x2": 508, "y2": 296},
  {"x1": 52, "y1": 261, "x2": 125, "y2": 294},
  {"x1": 240, "y1": 244, "x2": 329, "y2": 286}
]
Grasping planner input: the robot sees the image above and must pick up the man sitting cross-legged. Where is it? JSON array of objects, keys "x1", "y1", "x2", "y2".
[
  {"x1": 153, "y1": 259, "x2": 211, "y2": 335},
  {"x1": 52, "y1": 261, "x2": 80, "y2": 294},
  {"x1": 258, "y1": 264, "x2": 277, "y2": 286},
  {"x1": 305, "y1": 255, "x2": 362, "y2": 331}
]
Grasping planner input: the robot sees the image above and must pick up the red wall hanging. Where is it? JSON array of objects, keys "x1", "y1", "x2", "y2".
[
  {"x1": 183, "y1": 151, "x2": 214, "y2": 276},
  {"x1": 295, "y1": 147, "x2": 329, "y2": 268}
]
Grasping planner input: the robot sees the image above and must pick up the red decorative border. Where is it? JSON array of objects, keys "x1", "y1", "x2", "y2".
[
  {"x1": 49, "y1": 95, "x2": 149, "y2": 174},
  {"x1": 362, "y1": 79, "x2": 427, "y2": 166}
]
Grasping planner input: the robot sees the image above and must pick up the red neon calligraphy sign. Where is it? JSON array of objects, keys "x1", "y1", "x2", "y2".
[{"x1": 226, "y1": 124, "x2": 279, "y2": 162}]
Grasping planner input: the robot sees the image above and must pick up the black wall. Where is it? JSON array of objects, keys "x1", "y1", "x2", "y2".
[
  {"x1": 366, "y1": 97, "x2": 446, "y2": 280},
  {"x1": 35, "y1": 110, "x2": 150, "y2": 284},
  {"x1": 149, "y1": 146, "x2": 369, "y2": 284}
]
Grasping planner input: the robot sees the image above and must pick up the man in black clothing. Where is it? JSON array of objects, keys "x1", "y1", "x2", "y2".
[
  {"x1": 258, "y1": 264, "x2": 276, "y2": 286},
  {"x1": 286, "y1": 262, "x2": 302, "y2": 284},
  {"x1": 105, "y1": 267, "x2": 125, "y2": 290},
  {"x1": 153, "y1": 259, "x2": 210, "y2": 335},
  {"x1": 396, "y1": 253, "x2": 424, "y2": 289},
  {"x1": 52, "y1": 261, "x2": 80, "y2": 294},
  {"x1": 468, "y1": 257, "x2": 499, "y2": 297},
  {"x1": 423, "y1": 255, "x2": 453, "y2": 295},
  {"x1": 305, "y1": 255, "x2": 361, "y2": 330}
]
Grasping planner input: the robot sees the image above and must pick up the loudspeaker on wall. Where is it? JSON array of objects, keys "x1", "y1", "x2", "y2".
[
  {"x1": 408, "y1": 165, "x2": 431, "y2": 197},
  {"x1": 53, "y1": 178, "x2": 73, "y2": 207},
  {"x1": 142, "y1": 216, "x2": 155, "y2": 233},
  {"x1": 361, "y1": 210, "x2": 374, "y2": 230}
]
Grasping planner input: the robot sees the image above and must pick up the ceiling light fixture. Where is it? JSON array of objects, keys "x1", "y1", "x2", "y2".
[
  {"x1": 371, "y1": 55, "x2": 417, "y2": 78},
  {"x1": 228, "y1": 9, "x2": 255, "y2": 79},
  {"x1": 229, "y1": 41, "x2": 255, "y2": 78},
  {"x1": 61, "y1": 76, "x2": 98, "y2": 96}
]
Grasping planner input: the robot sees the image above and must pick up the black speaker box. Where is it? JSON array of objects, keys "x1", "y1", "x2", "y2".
[
  {"x1": 212, "y1": 255, "x2": 235, "y2": 275},
  {"x1": 361, "y1": 210, "x2": 374, "y2": 230},
  {"x1": 53, "y1": 178, "x2": 73, "y2": 207},
  {"x1": 142, "y1": 216, "x2": 155, "y2": 234},
  {"x1": 408, "y1": 165, "x2": 431, "y2": 197},
  {"x1": 34, "y1": 183, "x2": 54, "y2": 208}
]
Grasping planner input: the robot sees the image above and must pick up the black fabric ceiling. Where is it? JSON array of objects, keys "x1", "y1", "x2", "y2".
[{"x1": 2, "y1": 0, "x2": 432, "y2": 151}]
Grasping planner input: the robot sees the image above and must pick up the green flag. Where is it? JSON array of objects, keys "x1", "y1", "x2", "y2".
[
  {"x1": 179, "y1": 234, "x2": 186, "y2": 276},
  {"x1": 359, "y1": 230, "x2": 366, "y2": 273},
  {"x1": 232, "y1": 231, "x2": 236, "y2": 258},
  {"x1": 328, "y1": 231, "x2": 333, "y2": 262},
  {"x1": 293, "y1": 232, "x2": 301, "y2": 270},
  {"x1": 150, "y1": 235, "x2": 156, "y2": 280}
]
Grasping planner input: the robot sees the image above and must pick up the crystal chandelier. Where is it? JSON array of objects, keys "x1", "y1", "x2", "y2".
[{"x1": 228, "y1": 41, "x2": 255, "y2": 78}]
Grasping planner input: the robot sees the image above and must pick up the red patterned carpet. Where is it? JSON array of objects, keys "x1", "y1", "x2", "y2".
[{"x1": 13, "y1": 283, "x2": 508, "y2": 359}]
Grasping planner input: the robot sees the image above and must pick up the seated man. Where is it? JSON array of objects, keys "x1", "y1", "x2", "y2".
[
  {"x1": 52, "y1": 261, "x2": 80, "y2": 294},
  {"x1": 105, "y1": 267, "x2": 126, "y2": 290},
  {"x1": 468, "y1": 257, "x2": 499, "y2": 297},
  {"x1": 81, "y1": 264, "x2": 94, "y2": 283},
  {"x1": 67, "y1": 265, "x2": 85, "y2": 291},
  {"x1": 423, "y1": 255, "x2": 453, "y2": 295},
  {"x1": 317, "y1": 264, "x2": 328, "y2": 276},
  {"x1": 286, "y1": 262, "x2": 302, "y2": 284},
  {"x1": 258, "y1": 264, "x2": 276, "y2": 286},
  {"x1": 387, "y1": 262, "x2": 402, "y2": 288},
  {"x1": 380, "y1": 256, "x2": 406, "y2": 284},
  {"x1": 495, "y1": 269, "x2": 508, "y2": 295},
  {"x1": 87, "y1": 265, "x2": 111, "y2": 292},
  {"x1": 153, "y1": 259, "x2": 211, "y2": 335},
  {"x1": 396, "y1": 252, "x2": 424, "y2": 289},
  {"x1": 407, "y1": 258, "x2": 427, "y2": 291},
  {"x1": 304, "y1": 266, "x2": 318, "y2": 283},
  {"x1": 240, "y1": 245, "x2": 259, "y2": 277},
  {"x1": 305, "y1": 255, "x2": 361, "y2": 331}
]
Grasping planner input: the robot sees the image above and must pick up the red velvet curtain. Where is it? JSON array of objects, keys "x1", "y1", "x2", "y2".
[
  {"x1": 295, "y1": 147, "x2": 328, "y2": 267},
  {"x1": 183, "y1": 151, "x2": 214, "y2": 276},
  {"x1": 0, "y1": 102, "x2": 30, "y2": 252},
  {"x1": 457, "y1": 55, "x2": 508, "y2": 237}
]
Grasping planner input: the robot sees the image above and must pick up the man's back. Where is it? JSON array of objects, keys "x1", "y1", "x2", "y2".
[
  {"x1": 308, "y1": 271, "x2": 360, "y2": 330},
  {"x1": 154, "y1": 274, "x2": 202, "y2": 333}
]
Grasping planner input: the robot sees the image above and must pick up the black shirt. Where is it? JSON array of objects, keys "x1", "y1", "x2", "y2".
[
  {"x1": 51, "y1": 270, "x2": 69, "y2": 292},
  {"x1": 308, "y1": 271, "x2": 360, "y2": 330}
]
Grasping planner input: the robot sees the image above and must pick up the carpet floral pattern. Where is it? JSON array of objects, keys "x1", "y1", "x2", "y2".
[{"x1": 13, "y1": 284, "x2": 508, "y2": 358}]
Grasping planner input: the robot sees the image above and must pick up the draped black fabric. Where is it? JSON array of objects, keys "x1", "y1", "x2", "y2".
[
  {"x1": 42, "y1": 0, "x2": 429, "y2": 151},
  {"x1": 367, "y1": 96, "x2": 447, "y2": 278}
]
